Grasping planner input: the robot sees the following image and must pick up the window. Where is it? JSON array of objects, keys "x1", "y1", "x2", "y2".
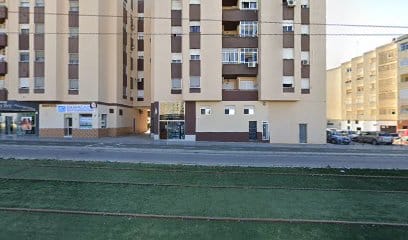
[
  {"x1": 400, "y1": 58, "x2": 408, "y2": 67},
  {"x1": 171, "y1": 78, "x2": 182, "y2": 90},
  {"x1": 190, "y1": 76, "x2": 200, "y2": 88},
  {"x1": 101, "y1": 114, "x2": 107, "y2": 129},
  {"x1": 301, "y1": 25, "x2": 309, "y2": 35},
  {"x1": 35, "y1": 24, "x2": 45, "y2": 34},
  {"x1": 241, "y1": 0, "x2": 258, "y2": 9},
  {"x1": 35, "y1": 51, "x2": 45, "y2": 62},
  {"x1": 79, "y1": 114, "x2": 93, "y2": 129},
  {"x1": 200, "y1": 107, "x2": 212, "y2": 115},
  {"x1": 283, "y1": 48, "x2": 294, "y2": 60},
  {"x1": 189, "y1": 22, "x2": 201, "y2": 33},
  {"x1": 69, "y1": 53, "x2": 79, "y2": 64},
  {"x1": 283, "y1": 21, "x2": 294, "y2": 32},
  {"x1": 190, "y1": 49, "x2": 201, "y2": 60},
  {"x1": 119, "y1": 109, "x2": 123, "y2": 116},
  {"x1": 301, "y1": 51, "x2": 310, "y2": 65},
  {"x1": 69, "y1": 27, "x2": 79, "y2": 38},
  {"x1": 401, "y1": 43, "x2": 408, "y2": 52},
  {"x1": 239, "y1": 80, "x2": 256, "y2": 90},
  {"x1": 34, "y1": 77, "x2": 44, "y2": 89},
  {"x1": 69, "y1": 0, "x2": 79, "y2": 12},
  {"x1": 283, "y1": 77, "x2": 294, "y2": 88},
  {"x1": 301, "y1": 78, "x2": 310, "y2": 90},
  {"x1": 19, "y1": 52, "x2": 29, "y2": 62},
  {"x1": 225, "y1": 106, "x2": 235, "y2": 115},
  {"x1": 244, "y1": 106, "x2": 255, "y2": 115},
  {"x1": 20, "y1": 0, "x2": 30, "y2": 7},
  {"x1": 240, "y1": 48, "x2": 258, "y2": 64},
  {"x1": 35, "y1": 0, "x2": 45, "y2": 7},
  {"x1": 222, "y1": 49, "x2": 239, "y2": 64},
  {"x1": 19, "y1": 78, "x2": 30, "y2": 89},
  {"x1": 171, "y1": 53, "x2": 182, "y2": 63},
  {"x1": 20, "y1": 25, "x2": 30, "y2": 34},
  {"x1": 69, "y1": 79, "x2": 79, "y2": 90},
  {"x1": 240, "y1": 21, "x2": 258, "y2": 37}
]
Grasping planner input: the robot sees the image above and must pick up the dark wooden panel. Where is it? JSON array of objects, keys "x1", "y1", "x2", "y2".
[
  {"x1": 69, "y1": 37, "x2": 79, "y2": 53},
  {"x1": 34, "y1": 62, "x2": 44, "y2": 77},
  {"x1": 68, "y1": 64, "x2": 79, "y2": 79},
  {"x1": 137, "y1": 59, "x2": 144, "y2": 71},
  {"x1": 222, "y1": 9, "x2": 258, "y2": 21},
  {"x1": 190, "y1": 60, "x2": 201, "y2": 76},
  {"x1": 138, "y1": 0, "x2": 144, "y2": 13},
  {"x1": 171, "y1": 36, "x2": 182, "y2": 53},
  {"x1": 138, "y1": 39, "x2": 144, "y2": 51},
  {"x1": 222, "y1": 64, "x2": 258, "y2": 76},
  {"x1": 301, "y1": 34, "x2": 310, "y2": 51},
  {"x1": 283, "y1": 59, "x2": 294, "y2": 76},
  {"x1": 19, "y1": 34, "x2": 29, "y2": 50},
  {"x1": 19, "y1": 62, "x2": 29, "y2": 77},
  {"x1": 0, "y1": 89, "x2": 8, "y2": 101},
  {"x1": 68, "y1": 11, "x2": 79, "y2": 27},
  {"x1": 190, "y1": 4, "x2": 201, "y2": 21},
  {"x1": 190, "y1": 33, "x2": 201, "y2": 49},
  {"x1": 34, "y1": 34, "x2": 45, "y2": 50},
  {"x1": 19, "y1": 7, "x2": 29, "y2": 24},
  {"x1": 138, "y1": 19, "x2": 144, "y2": 32},
  {"x1": 0, "y1": 33, "x2": 7, "y2": 48},
  {"x1": 282, "y1": 6, "x2": 294, "y2": 20},
  {"x1": 222, "y1": 90, "x2": 258, "y2": 101},
  {"x1": 222, "y1": 36, "x2": 258, "y2": 48},
  {"x1": 171, "y1": 10, "x2": 182, "y2": 26},
  {"x1": 301, "y1": 8, "x2": 310, "y2": 24},
  {"x1": 302, "y1": 65, "x2": 310, "y2": 78},
  {"x1": 185, "y1": 101, "x2": 196, "y2": 135},
  {"x1": 283, "y1": 32, "x2": 294, "y2": 48},
  {"x1": 0, "y1": 62, "x2": 7, "y2": 75},
  {"x1": 34, "y1": 7, "x2": 45, "y2": 23},
  {"x1": 171, "y1": 63, "x2": 182, "y2": 78},
  {"x1": 0, "y1": 6, "x2": 8, "y2": 21}
]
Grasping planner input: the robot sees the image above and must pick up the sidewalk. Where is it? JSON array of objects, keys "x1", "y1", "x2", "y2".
[{"x1": 1, "y1": 134, "x2": 408, "y2": 152}]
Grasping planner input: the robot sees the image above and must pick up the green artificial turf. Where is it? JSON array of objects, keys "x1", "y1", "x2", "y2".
[{"x1": 0, "y1": 159, "x2": 407, "y2": 239}]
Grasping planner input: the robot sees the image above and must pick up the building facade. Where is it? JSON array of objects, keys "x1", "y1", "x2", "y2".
[
  {"x1": 0, "y1": 0, "x2": 150, "y2": 137},
  {"x1": 145, "y1": 0, "x2": 326, "y2": 144},
  {"x1": 327, "y1": 35, "x2": 408, "y2": 133}
]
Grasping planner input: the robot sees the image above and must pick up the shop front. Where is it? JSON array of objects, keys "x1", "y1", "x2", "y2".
[
  {"x1": 159, "y1": 102, "x2": 185, "y2": 140},
  {"x1": 0, "y1": 102, "x2": 39, "y2": 136}
]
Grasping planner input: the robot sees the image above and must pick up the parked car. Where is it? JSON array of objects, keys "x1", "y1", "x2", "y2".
[
  {"x1": 339, "y1": 130, "x2": 359, "y2": 141},
  {"x1": 355, "y1": 132, "x2": 394, "y2": 145},
  {"x1": 327, "y1": 131, "x2": 351, "y2": 145},
  {"x1": 393, "y1": 136, "x2": 408, "y2": 145}
]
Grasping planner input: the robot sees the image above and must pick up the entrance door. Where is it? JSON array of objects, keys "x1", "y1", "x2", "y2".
[
  {"x1": 64, "y1": 116, "x2": 73, "y2": 137},
  {"x1": 5, "y1": 116, "x2": 13, "y2": 135},
  {"x1": 299, "y1": 124, "x2": 308, "y2": 144},
  {"x1": 262, "y1": 121, "x2": 270, "y2": 141},
  {"x1": 249, "y1": 121, "x2": 258, "y2": 141}
]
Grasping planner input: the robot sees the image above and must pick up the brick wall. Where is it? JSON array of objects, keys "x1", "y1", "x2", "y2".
[
  {"x1": 40, "y1": 127, "x2": 133, "y2": 138},
  {"x1": 40, "y1": 129, "x2": 65, "y2": 138}
]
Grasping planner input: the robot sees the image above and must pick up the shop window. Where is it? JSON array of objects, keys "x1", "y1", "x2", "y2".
[{"x1": 79, "y1": 114, "x2": 93, "y2": 129}]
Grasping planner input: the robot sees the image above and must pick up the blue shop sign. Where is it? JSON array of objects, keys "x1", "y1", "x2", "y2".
[{"x1": 57, "y1": 105, "x2": 95, "y2": 113}]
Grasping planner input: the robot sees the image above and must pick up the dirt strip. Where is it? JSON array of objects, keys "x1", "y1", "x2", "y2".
[
  {"x1": 0, "y1": 207, "x2": 407, "y2": 227},
  {"x1": 1, "y1": 177, "x2": 407, "y2": 194}
]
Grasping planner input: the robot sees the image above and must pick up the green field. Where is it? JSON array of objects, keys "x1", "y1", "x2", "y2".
[{"x1": 0, "y1": 159, "x2": 407, "y2": 240}]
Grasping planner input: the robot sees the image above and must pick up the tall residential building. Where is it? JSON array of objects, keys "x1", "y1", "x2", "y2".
[
  {"x1": 327, "y1": 35, "x2": 408, "y2": 132},
  {"x1": 0, "y1": 0, "x2": 150, "y2": 137},
  {"x1": 145, "y1": 0, "x2": 326, "y2": 144}
]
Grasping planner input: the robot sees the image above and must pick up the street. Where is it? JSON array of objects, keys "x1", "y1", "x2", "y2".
[{"x1": 0, "y1": 137, "x2": 407, "y2": 169}]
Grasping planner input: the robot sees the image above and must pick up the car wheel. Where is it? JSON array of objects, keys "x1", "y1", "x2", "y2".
[{"x1": 372, "y1": 140, "x2": 378, "y2": 145}]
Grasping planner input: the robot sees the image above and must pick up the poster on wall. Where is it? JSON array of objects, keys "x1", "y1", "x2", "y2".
[{"x1": 20, "y1": 117, "x2": 32, "y2": 131}]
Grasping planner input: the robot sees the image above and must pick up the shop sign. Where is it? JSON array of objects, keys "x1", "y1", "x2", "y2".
[{"x1": 57, "y1": 105, "x2": 95, "y2": 113}]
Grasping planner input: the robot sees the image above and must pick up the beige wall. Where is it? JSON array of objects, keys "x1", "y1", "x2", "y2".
[{"x1": 326, "y1": 67, "x2": 342, "y2": 120}]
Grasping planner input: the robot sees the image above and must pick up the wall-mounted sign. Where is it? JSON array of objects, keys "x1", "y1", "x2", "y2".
[
  {"x1": 90, "y1": 102, "x2": 98, "y2": 109},
  {"x1": 57, "y1": 105, "x2": 95, "y2": 113}
]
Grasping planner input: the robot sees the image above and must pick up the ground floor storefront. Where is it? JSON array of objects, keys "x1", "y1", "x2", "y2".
[
  {"x1": 1, "y1": 101, "x2": 150, "y2": 139},
  {"x1": 150, "y1": 101, "x2": 326, "y2": 144}
]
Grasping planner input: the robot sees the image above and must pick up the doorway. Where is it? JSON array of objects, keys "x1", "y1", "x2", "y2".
[
  {"x1": 262, "y1": 121, "x2": 270, "y2": 141},
  {"x1": 64, "y1": 115, "x2": 73, "y2": 137},
  {"x1": 299, "y1": 124, "x2": 308, "y2": 144},
  {"x1": 160, "y1": 121, "x2": 185, "y2": 140},
  {"x1": 249, "y1": 121, "x2": 257, "y2": 141}
]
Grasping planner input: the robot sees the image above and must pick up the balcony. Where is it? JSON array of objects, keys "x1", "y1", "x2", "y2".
[
  {"x1": 223, "y1": 9, "x2": 258, "y2": 22},
  {"x1": 222, "y1": 89, "x2": 258, "y2": 101},
  {"x1": 0, "y1": 61, "x2": 7, "y2": 75},
  {"x1": 0, "y1": 33, "x2": 7, "y2": 48},
  {"x1": 222, "y1": 36, "x2": 258, "y2": 48},
  {"x1": 222, "y1": 64, "x2": 258, "y2": 76}
]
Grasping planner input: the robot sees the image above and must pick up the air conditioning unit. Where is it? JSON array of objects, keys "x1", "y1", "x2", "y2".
[
  {"x1": 248, "y1": 62, "x2": 257, "y2": 68},
  {"x1": 287, "y1": 0, "x2": 296, "y2": 7},
  {"x1": 301, "y1": 60, "x2": 309, "y2": 65}
]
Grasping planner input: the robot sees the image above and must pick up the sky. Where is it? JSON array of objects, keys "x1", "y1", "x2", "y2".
[{"x1": 326, "y1": 0, "x2": 408, "y2": 69}]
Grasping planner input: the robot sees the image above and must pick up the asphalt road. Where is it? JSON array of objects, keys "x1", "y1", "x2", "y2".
[{"x1": 0, "y1": 140, "x2": 407, "y2": 169}]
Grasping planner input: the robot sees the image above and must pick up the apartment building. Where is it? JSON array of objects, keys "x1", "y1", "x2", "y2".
[
  {"x1": 145, "y1": 0, "x2": 326, "y2": 143},
  {"x1": 327, "y1": 35, "x2": 408, "y2": 132},
  {"x1": 0, "y1": 0, "x2": 150, "y2": 137}
]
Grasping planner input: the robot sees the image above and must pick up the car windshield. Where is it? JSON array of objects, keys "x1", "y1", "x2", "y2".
[{"x1": 379, "y1": 133, "x2": 391, "y2": 137}]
